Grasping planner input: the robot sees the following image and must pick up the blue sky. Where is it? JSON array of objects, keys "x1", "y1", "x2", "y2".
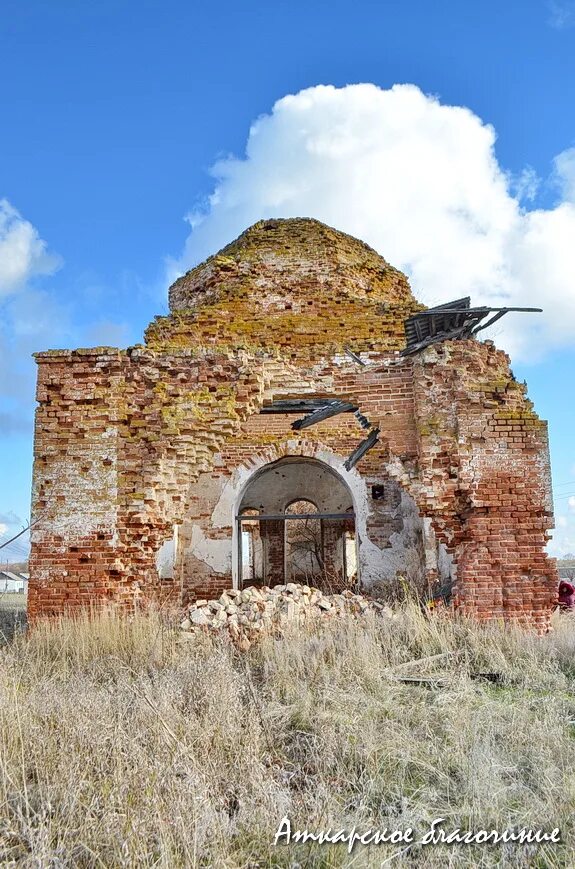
[{"x1": 1, "y1": 0, "x2": 575, "y2": 559}]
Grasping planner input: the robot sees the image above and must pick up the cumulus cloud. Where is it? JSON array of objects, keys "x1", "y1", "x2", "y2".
[
  {"x1": 173, "y1": 83, "x2": 575, "y2": 361},
  {"x1": 551, "y1": 509, "x2": 575, "y2": 557},
  {"x1": 0, "y1": 200, "x2": 71, "y2": 436},
  {"x1": 0, "y1": 511, "x2": 23, "y2": 542},
  {"x1": 0, "y1": 199, "x2": 61, "y2": 296},
  {"x1": 554, "y1": 147, "x2": 575, "y2": 201},
  {"x1": 0, "y1": 200, "x2": 133, "y2": 440},
  {"x1": 548, "y1": 0, "x2": 575, "y2": 29}
]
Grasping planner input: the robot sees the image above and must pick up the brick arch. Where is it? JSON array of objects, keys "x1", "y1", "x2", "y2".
[
  {"x1": 227, "y1": 439, "x2": 366, "y2": 588},
  {"x1": 230, "y1": 435, "x2": 370, "y2": 485},
  {"x1": 232, "y1": 452, "x2": 359, "y2": 592}
]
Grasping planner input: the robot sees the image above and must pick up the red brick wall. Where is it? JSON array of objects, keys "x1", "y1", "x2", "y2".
[
  {"x1": 29, "y1": 340, "x2": 557, "y2": 628},
  {"x1": 411, "y1": 340, "x2": 557, "y2": 628}
]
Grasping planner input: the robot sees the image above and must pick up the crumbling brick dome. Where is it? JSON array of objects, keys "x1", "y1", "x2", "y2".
[
  {"x1": 169, "y1": 217, "x2": 416, "y2": 311},
  {"x1": 148, "y1": 218, "x2": 422, "y2": 357},
  {"x1": 29, "y1": 217, "x2": 558, "y2": 631}
]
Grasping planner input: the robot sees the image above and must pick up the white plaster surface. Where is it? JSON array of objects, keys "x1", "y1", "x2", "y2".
[
  {"x1": 191, "y1": 442, "x2": 433, "y2": 592},
  {"x1": 189, "y1": 525, "x2": 232, "y2": 574},
  {"x1": 367, "y1": 488, "x2": 425, "y2": 585},
  {"x1": 156, "y1": 534, "x2": 176, "y2": 579}
]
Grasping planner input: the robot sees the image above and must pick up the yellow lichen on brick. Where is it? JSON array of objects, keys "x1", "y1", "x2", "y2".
[{"x1": 146, "y1": 218, "x2": 423, "y2": 359}]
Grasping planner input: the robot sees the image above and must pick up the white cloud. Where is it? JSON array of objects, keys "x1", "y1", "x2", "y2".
[
  {"x1": 173, "y1": 83, "x2": 575, "y2": 361},
  {"x1": 554, "y1": 147, "x2": 575, "y2": 201},
  {"x1": 551, "y1": 500, "x2": 575, "y2": 556},
  {"x1": 548, "y1": 0, "x2": 575, "y2": 29},
  {"x1": 553, "y1": 540, "x2": 575, "y2": 558},
  {"x1": 0, "y1": 523, "x2": 7, "y2": 537},
  {"x1": 0, "y1": 202, "x2": 132, "y2": 440},
  {"x1": 0, "y1": 199, "x2": 61, "y2": 296},
  {"x1": 0, "y1": 200, "x2": 70, "y2": 435},
  {"x1": 550, "y1": 514, "x2": 575, "y2": 556}
]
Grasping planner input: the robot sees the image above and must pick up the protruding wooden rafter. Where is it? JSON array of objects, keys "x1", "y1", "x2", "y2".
[
  {"x1": 402, "y1": 298, "x2": 542, "y2": 357},
  {"x1": 291, "y1": 400, "x2": 357, "y2": 431},
  {"x1": 344, "y1": 428, "x2": 381, "y2": 471}
]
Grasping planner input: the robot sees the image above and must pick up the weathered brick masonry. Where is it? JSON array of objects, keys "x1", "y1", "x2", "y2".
[{"x1": 29, "y1": 218, "x2": 557, "y2": 629}]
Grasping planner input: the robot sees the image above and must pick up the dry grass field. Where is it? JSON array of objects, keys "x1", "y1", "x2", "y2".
[
  {"x1": 1, "y1": 604, "x2": 575, "y2": 867},
  {"x1": 0, "y1": 594, "x2": 26, "y2": 610},
  {"x1": 0, "y1": 594, "x2": 27, "y2": 645}
]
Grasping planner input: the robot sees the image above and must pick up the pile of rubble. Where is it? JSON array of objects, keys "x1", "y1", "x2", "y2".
[{"x1": 180, "y1": 583, "x2": 394, "y2": 648}]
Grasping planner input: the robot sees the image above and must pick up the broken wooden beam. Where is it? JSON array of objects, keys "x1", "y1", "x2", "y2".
[
  {"x1": 291, "y1": 400, "x2": 357, "y2": 431},
  {"x1": 353, "y1": 409, "x2": 371, "y2": 430},
  {"x1": 343, "y1": 346, "x2": 366, "y2": 366},
  {"x1": 237, "y1": 512, "x2": 355, "y2": 521},
  {"x1": 344, "y1": 427, "x2": 380, "y2": 470},
  {"x1": 402, "y1": 303, "x2": 543, "y2": 356},
  {"x1": 260, "y1": 398, "x2": 337, "y2": 414},
  {"x1": 415, "y1": 306, "x2": 543, "y2": 316}
]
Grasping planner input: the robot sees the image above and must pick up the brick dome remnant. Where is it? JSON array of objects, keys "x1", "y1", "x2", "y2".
[
  {"x1": 147, "y1": 218, "x2": 422, "y2": 356},
  {"x1": 29, "y1": 218, "x2": 558, "y2": 630}
]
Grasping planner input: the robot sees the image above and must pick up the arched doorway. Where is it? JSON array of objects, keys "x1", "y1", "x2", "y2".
[{"x1": 236, "y1": 457, "x2": 357, "y2": 592}]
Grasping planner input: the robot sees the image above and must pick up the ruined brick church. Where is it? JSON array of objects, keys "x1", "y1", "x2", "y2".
[{"x1": 29, "y1": 218, "x2": 558, "y2": 629}]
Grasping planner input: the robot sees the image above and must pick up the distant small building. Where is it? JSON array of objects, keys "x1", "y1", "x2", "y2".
[{"x1": 0, "y1": 571, "x2": 28, "y2": 594}]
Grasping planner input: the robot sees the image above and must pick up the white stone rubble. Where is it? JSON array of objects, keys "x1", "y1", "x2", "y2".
[{"x1": 180, "y1": 583, "x2": 395, "y2": 648}]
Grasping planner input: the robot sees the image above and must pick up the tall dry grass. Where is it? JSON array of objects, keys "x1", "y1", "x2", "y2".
[{"x1": 1, "y1": 604, "x2": 575, "y2": 867}]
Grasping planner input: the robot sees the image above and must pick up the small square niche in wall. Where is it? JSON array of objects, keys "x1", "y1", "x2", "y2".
[{"x1": 372, "y1": 484, "x2": 385, "y2": 501}]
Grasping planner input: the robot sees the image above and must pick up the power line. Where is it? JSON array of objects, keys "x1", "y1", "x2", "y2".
[{"x1": 2, "y1": 549, "x2": 29, "y2": 561}]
